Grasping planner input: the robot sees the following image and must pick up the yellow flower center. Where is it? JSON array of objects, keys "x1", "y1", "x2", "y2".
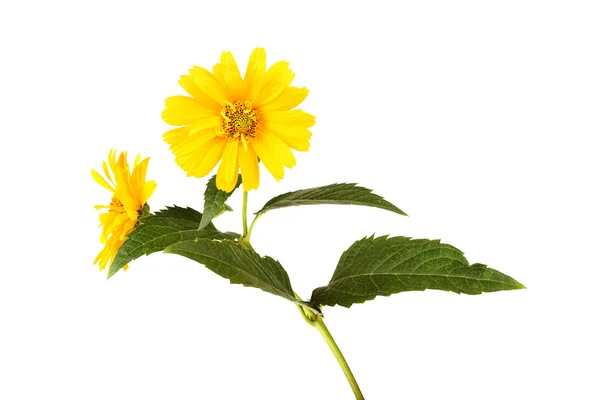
[
  {"x1": 109, "y1": 197, "x2": 124, "y2": 212},
  {"x1": 220, "y1": 101, "x2": 258, "y2": 143}
]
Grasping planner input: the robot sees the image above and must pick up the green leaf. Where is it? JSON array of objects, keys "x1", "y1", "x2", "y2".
[
  {"x1": 311, "y1": 235, "x2": 525, "y2": 308},
  {"x1": 108, "y1": 206, "x2": 239, "y2": 279},
  {"x1": 199, "y1": 175, "x2": 242, "y2": 230},
  {"x1": 256, "y1": 183, "x2": 407, "y2": 217},
  {"x1": 164, "y1": 239, "x2": 297, "y2": 303},
  {"x1": 216, "y1": 203, "x2": 234, "y2": 217}
]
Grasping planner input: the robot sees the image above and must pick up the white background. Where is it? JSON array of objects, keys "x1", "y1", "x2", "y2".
[{"x1": 1, "y1": 1, "x2": 599, "y2": 399}]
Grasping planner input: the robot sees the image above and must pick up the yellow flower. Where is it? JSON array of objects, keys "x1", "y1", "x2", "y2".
[
  {"x1": 92, "y1": 150, "x2": 157, "y2": 272},
  {"x1": 162, "y1": 48, "x2": 315, "y2": 192}
]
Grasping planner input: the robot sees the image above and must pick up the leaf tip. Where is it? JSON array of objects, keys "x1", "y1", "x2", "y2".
[{"x1": 197, "y1": 220, "x2": 209, "y2": 231}]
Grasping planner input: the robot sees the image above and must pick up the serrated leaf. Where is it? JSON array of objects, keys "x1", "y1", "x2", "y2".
[
  {"x1": 108, "y1": 206, "x2": 239, "y2": 278},
  {"x1": 256, "y1": 183, "x2": 407, "y2": 217},
  {"x1": 199, "y1": 175, "x2": 242, "y2": 230},
  {"x1": 164, "y1": 239, "x2": 297, "y2": 303},
  {"x1": 311, "y1": 235, "x2": 525, "y2": 308}
]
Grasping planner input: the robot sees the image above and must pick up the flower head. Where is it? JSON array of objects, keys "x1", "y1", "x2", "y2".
[
  {"x1": 162, "y1": 48, "x2": 315, "y2": 192},
  {"x1": 92, "y1": 150, "x2": 156, "y2": 272}
]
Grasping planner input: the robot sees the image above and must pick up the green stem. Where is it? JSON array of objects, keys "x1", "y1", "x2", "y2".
[
  {"x1": 241, "y1": 209, "x2": 362, "y2": 398},
  {"x1": 245, "y1": 212, "x2": 263, "y2": 244},
  {"x1": 295, "y1": 293, "x2": 364, "y2": 400},
  {"x1": 242, "y1": 191, "x2": 249, "y2": 237},
  {"x1": 314, "y1": 316, "x2": 364, "y2": 399}
]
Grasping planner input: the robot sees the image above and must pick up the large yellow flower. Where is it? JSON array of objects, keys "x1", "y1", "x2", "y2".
[
  {"x1": 162, "y1": 48, "x2": 315, "y2": 192},
  {"x1": 92, "y1": 150, "x2": 157, "y2": 272}
]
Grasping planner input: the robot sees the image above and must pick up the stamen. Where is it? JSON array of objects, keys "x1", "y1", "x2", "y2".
[
  {"x1": 109, "y1": 197, "x2": 125, "y2": 212},
  {"x1": 219, "y1": 100, "x2": 258, "y2": 141}
]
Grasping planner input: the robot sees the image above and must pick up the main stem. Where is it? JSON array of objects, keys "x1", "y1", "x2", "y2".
[
  {"x1": 242, "y1": 192, "x2": 363, "y2": 399},
  {"x1": 314, "y1": 316, "x2": 364, "y2": 399},
  {"x1": 296, "y1": 296, "x2": 364, "y2": 399}
]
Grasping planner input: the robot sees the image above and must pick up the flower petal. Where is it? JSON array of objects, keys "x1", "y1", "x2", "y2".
[
  {"x1": 162, "y1": 96, "x2": 216, "y2": 126},
  {"x1": 266, "y1": 122, "x2": 312, "y2": 151},
  {"x1": 163, "y1": 126, "x2": 190, "y2": 149},
  {"x1": 131, "y1": 158, "x2": 156, "y2": 205},
  {"x1": 216, "y1": 140, "x2": 240, "y2": 192},
  {"x1": 261, "y1": 110, "x2": 316, "y2": 128},
  {"x1": 102, "y1": 161, "x2": 114, "y2": 186},
  {"x1": 178, "y1": 74, "x2": 221, "y2": 111},
  {"x1": 92, "y1": 169, "x2": 115, "y2": 192},
  {"x1": 164, "y1": 126, "x2": 222, "y2": 173},
  {"x1": 254, "y1": 61, "x2": 295, "y2": 105},
  {"x1": 176, "y1": 129, "x2": 217, "y2": 157},
  {"x1": 252, "y1": 131, "x2": 286, "y2": 181},
  {"x1": 188, "y1": 116, "x2": 222, "y2": 135},
  {"x1": 190, "y1": 66, "x2": 228, "y2": 103},
  {"x1": 259, "y1": 86, "x2": 309, "y2": 111},
  {"x1": 238, "y1": 143, "x2": 260, "y2": 191},
  {"x1": 187, "y1": 137, "x2": 228, "y2": 178},
  {"x1": 244, "y1": 48, "x2": 267, "y2": 100},
  {"x1": 213, "y1": 51, "x2": 245, "y2": 99},
  {"x1": 257, "y1": 130, "x2": 296, "y2": 168}
]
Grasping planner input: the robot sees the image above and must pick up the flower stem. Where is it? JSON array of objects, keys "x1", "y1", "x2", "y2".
[
  {"x1": 242, "y1": 191, "x2": 249, "y2": 237},
  {"x1": 295, "y1": 294, "x2": 364, "y2": 400}
]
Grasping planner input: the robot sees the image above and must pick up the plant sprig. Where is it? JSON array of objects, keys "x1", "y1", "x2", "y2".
[{"x1": 110, "y1": 177, "x2": 525, "y2": 399}]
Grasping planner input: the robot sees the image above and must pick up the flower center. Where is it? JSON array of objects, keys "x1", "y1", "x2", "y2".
[
  {"x1": 219, "y1": 100, "x2": 258, "y2": 142},
  {"x1": 109, "y1": 197, "x2": 124, "y2": 212}
]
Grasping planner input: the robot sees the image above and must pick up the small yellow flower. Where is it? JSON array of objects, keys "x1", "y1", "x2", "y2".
[
  {"x1": 162, "y1": 48, "x2": 315, "y2": 192},
  {"x1": 92, "y1": 150, "x2": 157, "y2": 272}
]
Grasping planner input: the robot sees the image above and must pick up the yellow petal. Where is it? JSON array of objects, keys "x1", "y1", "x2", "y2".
[
  {"x1": 164, "y1": 127, "x2": 190, "y2": 152},
  {"x1": 265, "y1": 122, "x2": 312, "y2": 139},
  {"x1": 92, "y1": 169, "x2": 115, "y2": 192},
  {"x1": 213, "y1": 51, "x2": 245, "y2": 98},
  {"x1": 261, "y1": 110, "x2": 316, "y2": 128},
  {"x1": 254, "y1": 61, "x2": 295, "y2": 105},
  {"x1": 131, "y1": 158, "x2": 155, "y2": 205},
  {"x1": 252, "y1": 132, "x2": 284, "y2": 181},
  {"x1": 102, "y1": 161, "x2": 114, "y2": 186},
  {"x1": 190, "y1": 66, "x2": 228, "y2": 103},
  {"x1": 216, "y1": 140, "x2": 239, "y2": 191},
  {"x1": 188, "y1": 116, "x2": 222, "y2": 135},
  {"x1": 178, "y1": 74, "x2": 221, "y2": 111},
  {"x1": 259, "y1": 86, "x2": 309, "y2": 111},
  {"x1": 244, "y1": 48, "x2": 267, "y2": 100},
  {"x1": 257, "y1": 130, "x2": 296, "y2": 168},
  {"x1": 141, "y1": 180, "x2": 157, "y2": 205},
  {"x1": 168, "y1": 127, "x2": 217, "y2": 159},
  {"x1": 238, "y1": 143, "x2": 260, "y2": 191},
  {"x1": 187, "y1": 137, "x2": 228, "y2": 178},
  {"x1": 162, "y1": 96, "x2": 217, "y2": 126},
  {"x1": 266, "y1": 123, "x2": 312, "y2": 152}
]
